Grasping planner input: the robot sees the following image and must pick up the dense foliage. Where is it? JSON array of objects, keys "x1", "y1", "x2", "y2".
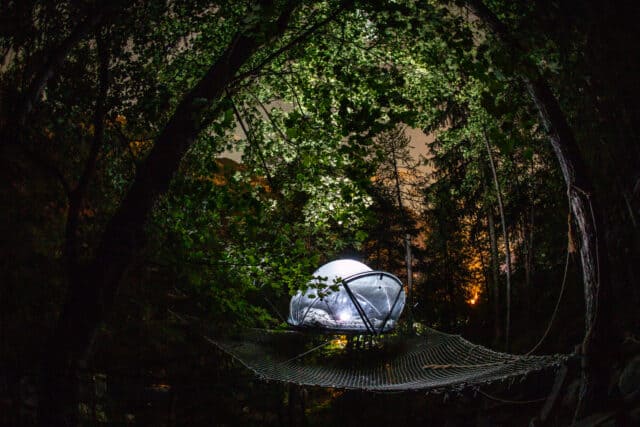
[{"x1": 1, "y1": 0, "x2": 638, "y2": 425}]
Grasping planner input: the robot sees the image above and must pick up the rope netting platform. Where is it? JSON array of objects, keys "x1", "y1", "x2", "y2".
[{"x1": 207, "y1": 327, "x2": 571, "y2": 393}]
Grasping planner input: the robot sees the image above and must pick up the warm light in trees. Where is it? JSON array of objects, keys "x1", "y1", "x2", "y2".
[
  {"x1": 467, "y1": 290, "x2": 479, "y2": 306},
  {"x1": 463, "y1": 222, "x2": 486, "y2": 307}
]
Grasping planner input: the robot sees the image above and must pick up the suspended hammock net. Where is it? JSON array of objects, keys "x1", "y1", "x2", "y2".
[
  {"x1": 207, "y1": 327, "x2": 570, "y2": 393},
  {"x1": 208, "y1": 260, "x2": 570, "y2": 392}
]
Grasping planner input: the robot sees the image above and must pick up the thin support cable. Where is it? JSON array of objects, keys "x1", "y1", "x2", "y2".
[
  {"x1": 477, "y1": 389, "x2": 546, "y2": 405},
  {"x1": 525, "y1": 212, "x2": 572, "y2": 356},
  {"x1": 282, "y1": 340, "x2": 332, "y2": 364},
  {"x1": 264, "y1": 295, "x2": 287, "y2": 324}
]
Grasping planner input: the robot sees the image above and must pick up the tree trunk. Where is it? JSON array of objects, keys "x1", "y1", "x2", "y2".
[
  {"x1": 482, "y1": 131, "x2": 512, "y2": 350},
  {"x1": 38, "y1": 5, "x2": 297, "y2": 424},
  {"x1": 465, "y1": 0, "x2": 612, "y2": 418},
  {"x1": 64, "y1": 35, "x2": 109, "y2": 282},
  {"x1": 521, "y1": 199, "x2": 535, "y2": 324},
  {"x1": 404, "y1": 233, "x2": 413, "y2": 327},
  {"x1": 486, "y1": 198, "x2": 502, "y2": 345},
  {"x1": 525, "y1": 76, "x2": 610, "y2": 419},
  {"x1": 388, "y1": 128, "x2": 414, "y2": 327},
  {"x1": 526, "y1": 160, "x2": 536, "y2": 296}
]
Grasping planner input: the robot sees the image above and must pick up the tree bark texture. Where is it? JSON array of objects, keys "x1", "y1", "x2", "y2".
[
  {"x1": 465, "y1": 0, "x2": 612, "y2": 418},
  {"x1": 525, "y1": 76, "x2": 610, "y2": 419},
  {"x1": 38, "y1": 4, "x2": 296, "y2": 424}
]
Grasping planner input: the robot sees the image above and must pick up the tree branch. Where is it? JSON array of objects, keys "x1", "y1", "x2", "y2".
[
  {"x1": 15, "y1": 1, "x2": 112, "y2": 133},
  {"x1": 229, "y1": 94, "x2": 276, "y2": 190},
  {"x1": 230, "y1": 3, "x2": 348, "y2": 86},
  {"x1": 64, "y1": 34, "x2": 110, "y2": 278},
  {"x1": 113, "y1": 127, "x2": 140, "y2": 169},
  {"x1": 22, "y1": 146, "x2": 71, "y2": 198},
  {"x1": 250, "y1": 91, "x2": 296, "y2": 146},
  {"x1": 42, "y1": 4, "x2": 300, "y2": 409}
]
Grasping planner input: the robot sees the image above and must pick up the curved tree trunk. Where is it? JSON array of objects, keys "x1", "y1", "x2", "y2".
[
  {"x1": 465, "y1": 0, "x2": 612, "y2": 419},
  {"x1": 525, "y1": 76, "x2": 611, "y2": 419},
  {"x1": 38, "y1": 4, "x2": 298, "y2": 424}
]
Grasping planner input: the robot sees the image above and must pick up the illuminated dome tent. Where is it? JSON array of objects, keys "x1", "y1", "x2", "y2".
[{"x1": 288, "y1": 259, "x2": 406, "y2": 334}]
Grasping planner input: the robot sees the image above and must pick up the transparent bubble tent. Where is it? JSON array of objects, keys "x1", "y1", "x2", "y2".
[{"x1": 287, "y1": 259, "x2": 406, "y2": 334}]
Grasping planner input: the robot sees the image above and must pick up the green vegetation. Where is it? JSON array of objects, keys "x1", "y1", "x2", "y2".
[{"x1": 1, "y1": 0, "x2": 638, "y2": 425}]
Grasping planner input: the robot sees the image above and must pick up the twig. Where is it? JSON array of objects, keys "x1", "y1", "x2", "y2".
[
  {"x1": 477, "y1": 389, "x2": 546, "y2": 405},
  {"x1": 231, "y1": 4, "x2": 347, "y2": 85}
]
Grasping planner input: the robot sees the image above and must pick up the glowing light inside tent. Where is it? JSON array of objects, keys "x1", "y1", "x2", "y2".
[
  {"x1": 288, "y1": 259, "x2": 406, "y2": 333},
  {"x1": 338, "y1": 310, "x2": 352, "y2": 321}
]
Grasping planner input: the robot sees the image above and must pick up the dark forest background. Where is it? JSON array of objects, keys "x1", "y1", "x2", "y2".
[{"x1": 1, "y1": 0, "x2": 639, "y2": 425}]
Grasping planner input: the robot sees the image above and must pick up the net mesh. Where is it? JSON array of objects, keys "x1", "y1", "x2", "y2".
[{"x1": 207, "y1": 327, "x2": 570, "y2": 393}]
